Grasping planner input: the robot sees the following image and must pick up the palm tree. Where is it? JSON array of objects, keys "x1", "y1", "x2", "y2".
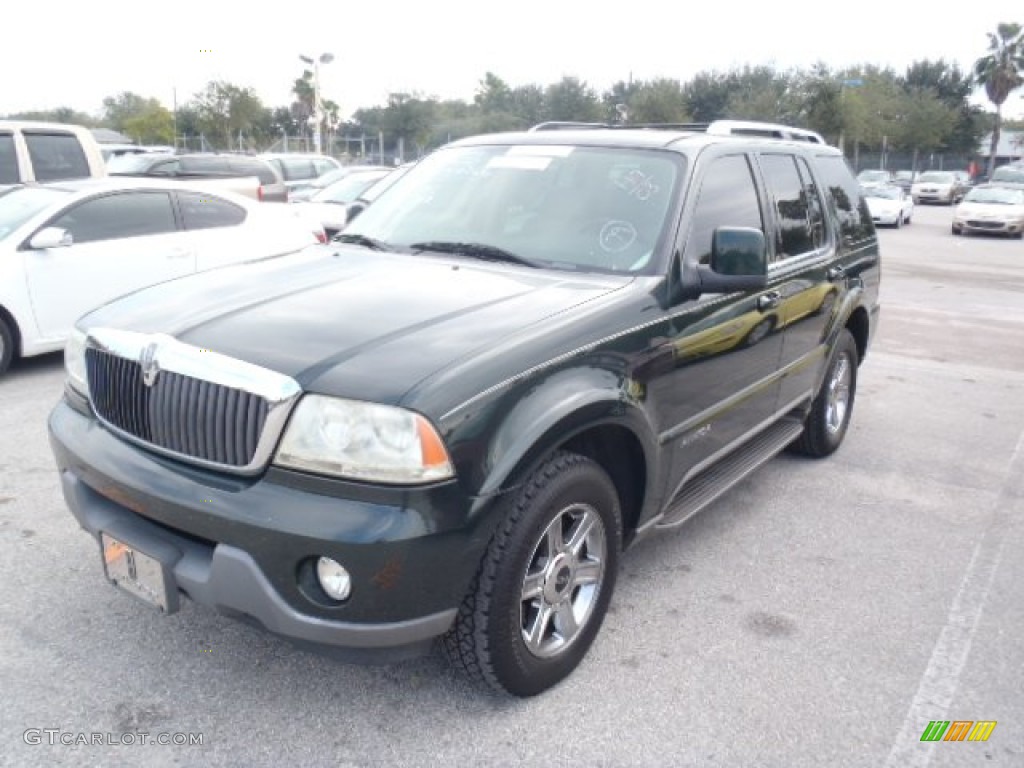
[{"x1": 973, "y1": 23, "x2": 1024, "y2": 177}]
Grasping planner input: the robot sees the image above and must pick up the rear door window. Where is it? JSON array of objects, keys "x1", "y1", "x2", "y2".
[
  {"x1": 24, "y1": 132, "x2": 90, "y2": 181},
  {"x1": 759, "y1": 154, "x2": 817, "y2": 262}
]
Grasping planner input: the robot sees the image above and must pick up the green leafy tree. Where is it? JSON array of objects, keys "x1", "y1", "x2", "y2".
[
  {"x1": 902, "y1": 59, "x2": 981, "y2": 155},
  {"x1": 891, "y1": 87, "x2": 958, "y2": 169},
  {"x1": 683, "y1": 71, "x2": 737, "y2": 121},
  {"x1": 122, "y1": 105, "x2": 175, "y2": 145},
  {"x1": 510, "y1": 84, "x2": 545, "y2": 127},
  {"x1": 5, "y1": 108, "x2": 97, "y2": 126},
  {"x1": 973, "y1": 22, "x2": 1024, "y2": 175},
  {"x1": 617, "y1": 78, "x2": 689, "y2": 124},
  {"x1": 724, "y1": 66, "x2": 799, "y2": 123},
  {"x1": 191, "y1": 80, "x2": 266, "y2": 149},
  {"x1": 543, "y1": 77, "x2": 601, "y2": 122}
]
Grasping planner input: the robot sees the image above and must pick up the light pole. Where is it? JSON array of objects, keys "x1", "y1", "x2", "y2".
[{"x1": 299, "y1": 52, "x2": 334, "y2": 155}]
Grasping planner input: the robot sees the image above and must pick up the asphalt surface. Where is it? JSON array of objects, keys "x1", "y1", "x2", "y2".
[{"x1": 1, "y1": 203, "x2": 1021, "y2": 767}]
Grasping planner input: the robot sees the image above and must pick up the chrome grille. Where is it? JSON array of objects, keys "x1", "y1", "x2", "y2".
[
  {"x1": 82, "y1": 329, "x2": 302, "y2": 475},
  {"x1": 87, "y1": 348, "x2": 270, "y2": 466}
]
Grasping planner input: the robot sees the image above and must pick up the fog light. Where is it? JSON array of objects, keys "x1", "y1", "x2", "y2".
[{"x1": 316, "y1": 557, "x2": 351, "y2": 601}]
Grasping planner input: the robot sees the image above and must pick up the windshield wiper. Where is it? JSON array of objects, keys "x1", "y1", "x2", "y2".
[
  {"x1": 332, "y1": 233, "x2": 392, "y2": 251},
  {"x1": 409, "y1": 241, "x2": 538, "y2": 268}
]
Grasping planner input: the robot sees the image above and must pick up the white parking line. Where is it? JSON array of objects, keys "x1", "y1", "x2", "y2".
[{"x1": 883, "y1": 428, "x2": 1023, "y2": 767}]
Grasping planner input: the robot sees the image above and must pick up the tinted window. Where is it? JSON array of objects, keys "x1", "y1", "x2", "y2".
[
  {"x1": 52, "y1": 191, "x2": 176, "y2": 244},
  {"x1": 815, "y1": 155, "x2": 874, "y2": 246},
  {"x1": 760, "y1": 154, "x2": 818, "y2": 261},
  {"x1": 0, "y1": 133, "x2": 18, "y2": 184},
  {"x1": 25, "y1": 132, "x2": 90, "y2": 181},
  {"x1": 177, "y1": 191, "x2": 246, "y2": 230},
  {"x1": 796, "y1": 156, "x2": 826, "y2": 252},
  {"x1": 179, "y1": 156, "x2": 231, "y2": 175},
  {"x1": 683, "y1": 154, "x2": 763, "y2": 265}
]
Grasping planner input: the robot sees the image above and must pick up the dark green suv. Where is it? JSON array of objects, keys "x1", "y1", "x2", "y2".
[{"x1": 49, "y1": 120, "x2": 880, "y2": 696}]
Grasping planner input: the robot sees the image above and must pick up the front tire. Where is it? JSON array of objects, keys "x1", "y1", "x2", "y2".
[
  {"x1": 789, "y1": 329, "x2": 859, "y2": 458},
  {"x1": 442, "y1": 451, "x2": 621, "y2": 697}
]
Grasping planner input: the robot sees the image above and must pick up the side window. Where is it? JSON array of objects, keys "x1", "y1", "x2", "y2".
[
  {"x1": 796, "y1": 157, "x2": 827, "y2": 251},
  {"x1": 24, "y1": 133, "x2": 90, "y2": 181},
  {"x1": 180, "y1": 156, "x2": 228, "y2": 175},
  {"x1": 52, "y1": 192, "x2": 176, "y2": 244},
  {"x1": 148, "y1": 159, "x2": 180, "y2": 176},
  {"x1": 177, "y1": 192, "x2": 247, "y2": 230},
  {"x1": 0, "y1": 133, "x2": 18, "y2": 184},
  {"x1": 683, "y1": 154, "x2": 763, "y2": 265},
  {"x1": 759, "y1": 154, "x2": 816, "y2": 261},
  {"x1": 815, "y1": 155, "x2": 873, "y2": 246}
]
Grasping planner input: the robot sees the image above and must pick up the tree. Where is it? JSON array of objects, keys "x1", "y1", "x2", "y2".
[
  {"x1": 191, "y1": 81, "x2": 266, "y2": 149},
  {"x1": 902, "y1": 59, "x2": 981, "y2": 155},
  {"x1": 543, "y1": 77, "x2": 601, "y2": 122},
  {"x1": 973, "y1": 22, "x2": 1024, "y2": 176},
  {"x1": 683, "y1": 70, "x2": 737, "y2": 122},
  {"x1": 4, "y1": 108, "x2": 97, "y2": 126},
  {"x1": 724, "y1": 66, "x2": 799, "y2": 123},
  {"x1": 891, "y1": 87, "x2": 958, "y2": 170},
  {"x1": 122, "y1": 105, "x2": 175, "y2": 145},
  {"x1": 102, "y1": 92, "x2": 162, "y2": 133}
]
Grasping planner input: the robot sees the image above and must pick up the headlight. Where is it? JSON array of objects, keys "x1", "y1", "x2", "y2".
[
  {"x1": 65, "y1": 328, "x2": 89, "y2": 396},
  {"x1": 274, "y1": 395, "x2": 454, "y2": 484}
]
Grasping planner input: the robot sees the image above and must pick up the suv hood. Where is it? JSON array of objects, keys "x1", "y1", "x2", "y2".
[{"x1": 79, "y1": 246, "x2": 629, "y2": 403}]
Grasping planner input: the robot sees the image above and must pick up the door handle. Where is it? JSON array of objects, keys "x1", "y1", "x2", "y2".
[
  {"x1": 757, "y1": 291, "x2": 781, "y2": 312},
  {"x1": 827, "y1": 265, "x2": 846, "y2": 281}
]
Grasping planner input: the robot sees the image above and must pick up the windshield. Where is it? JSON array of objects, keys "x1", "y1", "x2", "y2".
[
  {"x1": 312, "y1": 171, "x2": 390, "y2": 204},
  {"x1": 344, "y1": 145, "x2": 683, "y2": 274},
  {"x1": 0, "y1": 186, "x2": 71, "y2": 241},
  {"x1": 858, "y1": 171, "x2": 890, "y2": 182},
  {"x1": 917, "y1": 172, "x2": 954, "y2": 183},
  {"x1": 864, "y1": 187, "x2": 901, "y2": 200},
  {"x1": 964, "y1": 187, "x2": 1024, "y2": 205}
]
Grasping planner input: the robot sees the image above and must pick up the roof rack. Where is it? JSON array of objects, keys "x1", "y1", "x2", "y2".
[{"x1": 527, "y1": 119, "x2": 827, "y2": 145}]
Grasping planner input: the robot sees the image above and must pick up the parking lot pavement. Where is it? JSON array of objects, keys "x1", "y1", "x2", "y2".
[{"x1": 1, "y1": 203, "x2": 1021, "y2": 767}]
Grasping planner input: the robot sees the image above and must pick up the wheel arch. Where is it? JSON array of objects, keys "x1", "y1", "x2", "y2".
[{"x1": 0, "y1": 303, "x2": 22, "y2": 360}]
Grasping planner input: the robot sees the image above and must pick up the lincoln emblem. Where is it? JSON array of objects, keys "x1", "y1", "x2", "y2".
[{"x1": 140, "y1": 342, "x2": 160, "y2": 387}]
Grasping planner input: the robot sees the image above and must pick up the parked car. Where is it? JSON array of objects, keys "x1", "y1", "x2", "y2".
[
  {"x1": 49, "y1": 120, "x2": 879, "y2": 697},
  {"x1": 989, "y1": 164, "x2": 1024, "y2": 189},
  {"x1": 259, "y1": 153, "x2": 343, "y2": 191},
  {"x1": 0, "y1": 178, "x2": 324, "y2": 374},
  {"x1": 911, "y1": 171, "x2": 967, "y2": 205},
  {"x1": 99, "y1": 144, "x2": 174, "y2": 162},
  {"x1": 288, "y1": 165, "x2": 394, "y2": 203},
  {"x1": 856, "y1": 169, "x2": 893, "y2": 188},
  {"x1": 107, "y1": 153, "x2": 288, "y2": 202},
  {"x1": 951, "y1": 184, "x2": 1024, "y2": 237},
  {"x1": 891, "y1": 170, "x2": 918, "y2": 192},
  {"x1": 340, "y1": 162, "x2": 416, "y2": 225},
  {"x1": 862, "y1": 185, "x2": 914, "y2": 227},
  {"x1": 294, "y1": 168, "x2": 394, "y2": 238},
  {"x1": 0, "y1": 120, "x2": 107, "y2": 187}
]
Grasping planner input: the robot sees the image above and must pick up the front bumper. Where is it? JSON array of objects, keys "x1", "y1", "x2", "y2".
[
  {"x1": 49, "y1": 398, "x2": 500, "y2": 658},
  {"x1": 954, "y1": 218, "x2": 1023, "y2": 236}
]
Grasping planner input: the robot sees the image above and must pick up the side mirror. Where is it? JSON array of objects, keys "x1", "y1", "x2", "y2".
[
  {"x1": 29, "y1": 227, "x2": 73, "y2": 250},
  {"x1": 696, "y1": 227, "x2": 768, "y2": 293}
]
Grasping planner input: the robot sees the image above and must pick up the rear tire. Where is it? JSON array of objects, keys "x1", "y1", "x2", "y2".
[
  {"x1": 789, "y1": 329, "x2": 858, "y2": 458},
  {"x1": 442, "y1": 451, "x2": 622, "y2": 697},
  {"x1": 0, "y1": 316, "x2": 14, "y2": 376}
]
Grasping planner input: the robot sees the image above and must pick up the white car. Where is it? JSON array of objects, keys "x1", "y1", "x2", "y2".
[
  {"x1": 951, "y1": 185, "x2": 1024, "y2": 238},
  {"x1": 0, "y1": 178, "x2": 325, "y2": 374},
  {"x1": 294, "y1": 168, "x2": 394, "y2": 237},
  {"x1": 863, "y1": 185, "x2": 914, "y2": 228},
  {"x1": 911, "y1": 171, "x2": 965, "y2": 205}
]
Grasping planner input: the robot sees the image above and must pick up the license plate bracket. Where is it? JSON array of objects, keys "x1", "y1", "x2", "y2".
[{"x1": 100, "y1": 532, "x2": 179, "y2": 613}]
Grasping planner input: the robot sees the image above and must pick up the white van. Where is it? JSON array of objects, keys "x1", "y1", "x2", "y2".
[{"x1": 0, "y1": 121, "x2": 107, "y2": 186}]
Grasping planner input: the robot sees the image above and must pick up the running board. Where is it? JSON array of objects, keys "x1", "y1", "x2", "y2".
[{"x1": 656, "y1": 417, "x2": 806, "y2": 529}]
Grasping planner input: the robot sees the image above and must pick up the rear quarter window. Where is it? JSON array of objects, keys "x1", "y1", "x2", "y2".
[
  {"x1": 179, "y1": 156, "x2": 230, "y2": 175},
  {"x1": 24, "y1": 132, "x2": 90, "y2": 181},
  {"x1": 177, "y1": 191, "x2": 247, "y2": 230},
  {"x1": 815, "y1": 155, "x2": 874, "y2": 246}
]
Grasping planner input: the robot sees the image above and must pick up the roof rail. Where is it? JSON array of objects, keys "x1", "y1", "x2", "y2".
[
  {"x1": 704, "y1": 120, "x2": 827, "y2": 144},
  {"x1": 528, "y1": 122, "x2": 614, "y2": 131},
  {"x1": 527, "y1": 119, "x2": 828, "y2": 145}
]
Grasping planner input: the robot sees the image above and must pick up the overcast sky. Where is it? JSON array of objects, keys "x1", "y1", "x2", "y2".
[{"x1": 5, "y1": 1, "x2": 1024, "y2": 120}]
